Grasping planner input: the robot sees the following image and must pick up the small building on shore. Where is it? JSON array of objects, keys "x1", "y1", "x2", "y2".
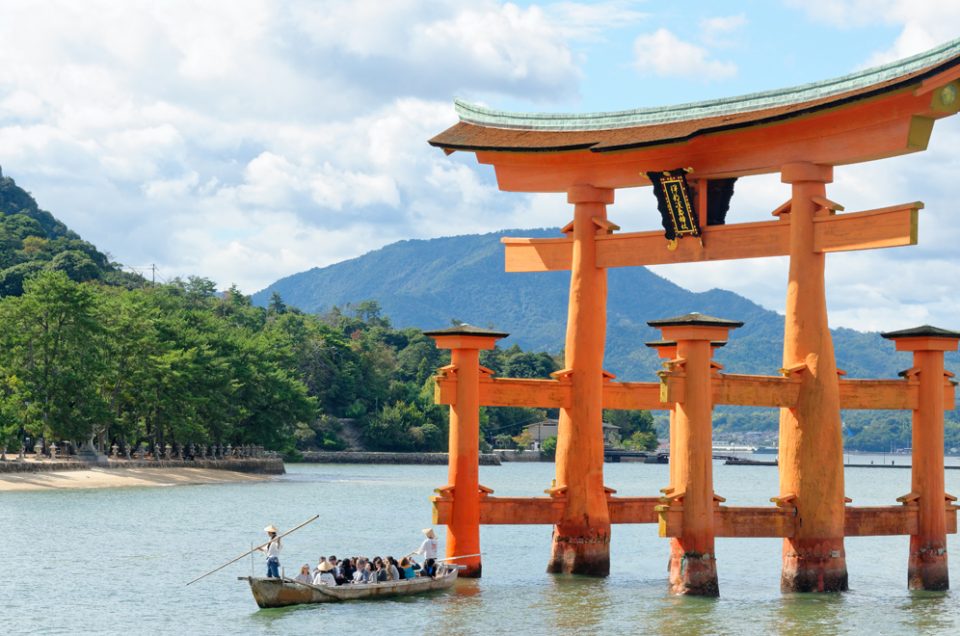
[{"x1": 525, "y1": 419, "x2": 621, "y2": 449}]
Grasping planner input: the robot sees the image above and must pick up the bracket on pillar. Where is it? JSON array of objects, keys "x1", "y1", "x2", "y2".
[
  {"x1": 771, "y1": 200, "x2": 792, "y2": 218},
  {"x1": 544, "y1": 484, "x2": 568, "y2": 498},
  {"x1": 771, "y1": 493, "x2": 797, "y2": 510},
  {"x1": 593, "y1": 217, "x2": 620, "y2": 234},
  {"x1": 779, "y1": 362, "x2": 808, "y2": 378},
  {"x1": 897, "y1": 492, "x2": 921, "y2": 506},
  {"x1": 812, "y1": 196, "x2": 845, "y2": 213}
]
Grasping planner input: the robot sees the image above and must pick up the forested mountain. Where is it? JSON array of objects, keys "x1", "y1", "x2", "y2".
[
  {"x1": 0, "y1": 167, "x2": 954, "y2": 454},
  {"x1": 254, "y1": 230, "x2": 951, "y2": 383},
  {"x1": 0, "y1": 170, "x2": 593, "y2": 458},
  {"x1": 0, "y1": 167, "x2": 143, "y2": 294},
  {"x1": 254, "y1": 229, "x2": 960, "y2": 448}
]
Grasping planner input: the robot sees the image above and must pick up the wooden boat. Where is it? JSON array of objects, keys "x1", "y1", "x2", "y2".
[{"x1": 239, "y1": 567, "x2": 459, "y2": 608}]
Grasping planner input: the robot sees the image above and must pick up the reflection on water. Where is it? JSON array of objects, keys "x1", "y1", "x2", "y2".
[
  {"x1": 773, "y1": 593, "x2": 848, "y2": 636},
  {"x1": 544, "y1": 576, "x2": 616, "y2": 632},
  {"x1": 648, "y1": 594, "x2": 723, "y2": 636},
  {"x1": 896, "y1": 591, "x2": 957, "y2": 634}
]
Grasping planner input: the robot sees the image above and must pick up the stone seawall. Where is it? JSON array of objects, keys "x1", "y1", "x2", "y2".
[
  {"x1": 298, "y1": 451, "x2": 501, "y2": 466},
  {"x1": 0, "y1": 457, "x2": 285, "y2": 475},
  {"x1": 494, "y1": 450, "x2": 547, "y2": 462}
]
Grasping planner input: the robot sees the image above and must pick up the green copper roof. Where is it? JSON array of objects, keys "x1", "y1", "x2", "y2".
[{"x1": 455, "y1": 37, "x2": 960, "y2": 132}]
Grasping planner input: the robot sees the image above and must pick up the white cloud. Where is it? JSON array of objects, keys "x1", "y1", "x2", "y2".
[
  {"x1": 700, "y1": 14, "x2": 747, "y2": 47},
  {"x1": 784, "y1": 0, "x2": 960, "y2": 63},
  {"x1": 545, "y1": 1, "x2": 649, "y2": 41},
  {"x1": 633, "y1": 28, "x2": 737, "y2": 79},
  {"x1": 0, "y1": 0, "x2": 958, "y2": 336},
  {"x1": 0, "y1": 1, "x2": 580, "y2": 293},
  {"x1": 286, "y1": 0, "x2": 581, "y2": 102}
]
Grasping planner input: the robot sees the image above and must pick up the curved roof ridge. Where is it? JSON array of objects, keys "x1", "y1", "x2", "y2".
[{"x1": 455, "y1": 37, "x2": 960, "y2": 131}]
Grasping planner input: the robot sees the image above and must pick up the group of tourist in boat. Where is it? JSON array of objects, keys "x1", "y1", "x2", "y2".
[{"x1": 259, "y1": 525, "x2": 440, "y2": 585}]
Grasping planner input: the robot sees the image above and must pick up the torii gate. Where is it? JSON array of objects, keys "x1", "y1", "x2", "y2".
[{"x1": 426, "y1": 38, "x2": 960, "y2": 594}]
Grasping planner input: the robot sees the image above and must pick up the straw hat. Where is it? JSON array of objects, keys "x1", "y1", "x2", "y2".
[
  {"x1": 264, "y1": 525, "x2": 278, "y2": 534},
  {"x1": 422, "y1": 527, "x2": 435, "y2": 538},
  {"x1": 318, "y1": 561, "x2": 335, "y2": 573}
]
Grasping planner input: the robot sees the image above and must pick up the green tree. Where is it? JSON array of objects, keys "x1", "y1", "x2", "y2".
[{"x1": 0, "y1": 271, "x2": 107, "y2": 441}]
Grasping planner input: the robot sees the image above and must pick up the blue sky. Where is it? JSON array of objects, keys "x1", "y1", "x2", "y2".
[{"x1": 0, "y1": 1, "x2": 958, "y2": 332}]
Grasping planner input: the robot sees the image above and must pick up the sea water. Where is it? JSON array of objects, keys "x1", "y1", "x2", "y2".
[{"x1": 2, "y1": 459, "x2": 959, "y2": 635}]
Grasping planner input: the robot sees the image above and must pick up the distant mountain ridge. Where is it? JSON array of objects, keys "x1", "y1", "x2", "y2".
[{"x1": 253, "y1": 229, "x2": 947, "y2": 383}]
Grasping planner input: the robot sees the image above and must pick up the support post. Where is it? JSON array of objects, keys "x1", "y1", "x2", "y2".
[
  {"x1": 646, "y1": 340, "x2": 679, "y2": 492},
  {"x1": 426, "y1": 325, "x2": 507, "y2": 578},
  {"x1": 651, "y1": 314, "x2": 741, "y2": 596},
  {"x1": 883, "y1": 326, "x2": 960, "y2": 591},
  {"x1": 548, "y1": 184, "x2": 614, "y2": 576},
  {"x1": 778, "y1": 162, "x2": 848, "y2": 592}
]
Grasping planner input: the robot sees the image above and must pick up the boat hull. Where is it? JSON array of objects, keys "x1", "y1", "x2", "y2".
[{"x1": 241, "y1": 569, "x2": 459, "y2": 608}]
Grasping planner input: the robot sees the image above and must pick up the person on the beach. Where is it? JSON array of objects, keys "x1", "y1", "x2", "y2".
[
  {"x1": 259, "y1": 525, "x2": 282, "y2": 578},
  {"x1": 414, "y1": 527, "x2": 438, "y2": 576}
]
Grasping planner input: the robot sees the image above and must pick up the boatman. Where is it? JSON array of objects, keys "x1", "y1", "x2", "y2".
[
  {"x1": 414, "y1": 527, "x2": 438, "y2": 577},
  {"x1": 259, "y1": 525, "x2": 282, "y2": 578}
]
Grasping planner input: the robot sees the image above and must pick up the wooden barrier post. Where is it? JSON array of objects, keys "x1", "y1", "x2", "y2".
[
  {"x1": 646, "y1": 339, "x2": 727, "y2": 494},
  {"x1": 650, "y1": 313, "x2": 742, "y2": 596},
  {"x1": 548, "y1": 184, "x2": 615, "y2": 576},
  {"x1": 426, "y1": 325, "x2": 508, "y2": 578},
  {"x1": 882, "y1": 326, "x2": 960, "y2": 591},
  {"x1": 778, "y1": 162, "x2": 848, "y2": 593}
]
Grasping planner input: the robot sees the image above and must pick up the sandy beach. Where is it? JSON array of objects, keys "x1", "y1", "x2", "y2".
[{"x1": 0, "y1": 467, "x2": 274, "y2": 492}]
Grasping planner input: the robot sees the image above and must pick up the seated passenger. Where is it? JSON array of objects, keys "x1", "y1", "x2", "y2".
[
  {"x1": 314, "y1": 556, "x2": 327, "y2": 577},
  {"x1": 313, "y1": 561, "x2": 337, "y2": 586},
  {"x1": 385, "y1": 556, "x2": 400, "y2": 581},
  {"x1": 352, "y1": 558, "x2": 370, "y2": 584},
  {"x1": 339, "y1": 557, "x2": 355, "y2": 583},
  {"x1": 373, "y1": 558, "x2": 387, "y2": 582},
  {"x1": 399, "y1": 557, "x2": 416, "y2": 580},
  {"x1": 294, "y1": 564, "x2": 313, "y2": 584},
  {"x1": 387, "y1": 556, "x2": 404, "y2": 579}
]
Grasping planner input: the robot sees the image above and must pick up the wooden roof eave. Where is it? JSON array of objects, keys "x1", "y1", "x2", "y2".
[
  {"x1": 464, "y1": 86, "x2": 958, "y2": 192},
  {"x1": 430, "y1": 41, "x2": 960, "y2": 192}
]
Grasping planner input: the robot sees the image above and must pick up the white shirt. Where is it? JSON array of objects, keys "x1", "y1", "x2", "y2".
[
  {"x1": 262, "y1": 538, "x2": 281, "y2": 558},
  {"x1": 416, "y1": 538, "x2": 438, "y2": 560},
  {"x1": 313, "y1": 571, "x2": 337, "y2": 586}
]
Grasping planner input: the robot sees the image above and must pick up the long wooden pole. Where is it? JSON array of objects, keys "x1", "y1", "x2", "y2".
[
  {"x1": 186, "y1": 514, "x2": 319, "y2": 586},
  {"x1": 436, "y1": 553, "x2": 482, "y2": 562}
]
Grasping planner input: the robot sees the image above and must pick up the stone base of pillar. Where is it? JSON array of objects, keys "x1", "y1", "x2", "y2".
[
  {"x1": 781, "y1": 538, "x2": 848, "y2": 592},
  {"x1": 668, "y1": 540, "x2": 719, "y2": 596},
  {"x1": 547, "y1": 526, "x2": 610, "y2": 576},
  {"x1": 458, "y1": 562, "x2": 482, "y2": 579},
  {"x1": 908, "y1": 538, "x2": 949, "y2": 591}
]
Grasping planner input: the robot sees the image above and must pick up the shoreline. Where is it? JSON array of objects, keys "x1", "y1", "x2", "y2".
[{"x1": 0, "y1": 466, "x2": 277, "y2": 492}]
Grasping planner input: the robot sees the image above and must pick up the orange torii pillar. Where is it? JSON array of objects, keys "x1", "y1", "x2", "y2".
[
  {"x1": 646, "y1": 338, "x2": 728, "y2": 494},
  {"x1": 778, "y1": 162, "x2": 848, "y2": 593},
  {"x1": 548, "y1": 184, "x2": 615, "y2": 576},
  {"x1": 882, "y1": 326, "x2": 960, "y2": 591},
  {"x1": 650, "y1": 313, "x2": 741, "y2": 596},
  {"x1": 425, "y1": 325, "x2": 508, "y2": 578}
]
